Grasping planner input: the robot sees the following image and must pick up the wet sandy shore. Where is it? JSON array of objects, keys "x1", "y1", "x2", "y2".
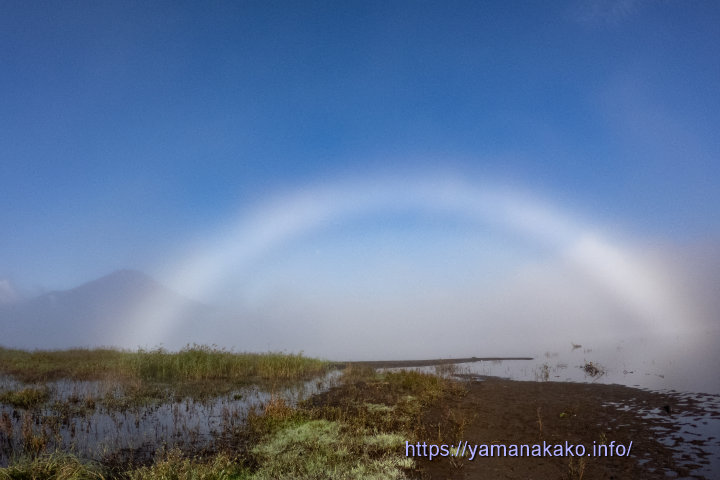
[{"x1": 412, "y1": 375, "x2": 720, "y2": 479}]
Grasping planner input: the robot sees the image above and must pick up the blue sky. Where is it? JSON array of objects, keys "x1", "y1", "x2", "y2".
[{"x1": 1, "y1": 0, "x2": 719, "y2": 293}]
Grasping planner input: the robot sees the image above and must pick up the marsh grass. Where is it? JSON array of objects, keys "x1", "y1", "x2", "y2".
[
  {"x1": 0, "y1": 345, "x2": 328, "y2": 385},
  {"x1": 0, "y1": 348, "x2": 131, "y2": 383},
  {"x1": 128, "y1": 449, "x2": 249, "y2": 480},
  {"x1": 0, "y1": 388, "x2": 49, "y2": 409},
  {"x1": 0, "y1": 453, "x2": 105, "y2": 480},
  {"x1": 385, "y1": 370, "x2": 447, "y2": 403}
]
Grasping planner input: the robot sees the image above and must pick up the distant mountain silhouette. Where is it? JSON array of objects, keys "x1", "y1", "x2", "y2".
[{"x1": 0, "y1": 270, "x2": 214, "y2": 350}]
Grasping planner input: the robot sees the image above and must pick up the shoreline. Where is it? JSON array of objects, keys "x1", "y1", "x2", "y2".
[
  {"x1": 332, "y1": 356, "x2": 534, "y2": 369},
  {"x1": 412, "y1": 374, "x2": 720, "y2": 479}
]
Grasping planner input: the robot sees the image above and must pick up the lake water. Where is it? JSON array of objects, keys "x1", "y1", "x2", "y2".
[{"x1": 456, "y1": 331, "x2": 720, "y2": 395}]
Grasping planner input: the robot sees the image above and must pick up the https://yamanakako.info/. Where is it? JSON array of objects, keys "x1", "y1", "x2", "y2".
[{"x1": 405, "y1": 440, "x2": 632, "y2": 461}]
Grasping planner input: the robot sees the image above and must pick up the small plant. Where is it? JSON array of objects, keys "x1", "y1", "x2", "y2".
[
  {"x1": 582, "y1": 361, "x2": 605, "y2": 378},
  {"x1": 535, "y1": 363, "x2": 550, "y2": 381},
  {"x1": 567, "y1": 456, "x2": 587, "y2": 480},
  {"x1": 536, "y1": 406, "x2": 543, "y2": 438}
]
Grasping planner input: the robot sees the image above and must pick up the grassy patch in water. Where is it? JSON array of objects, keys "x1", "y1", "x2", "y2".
[
  {"x1": 132, "y1": 345, "x2": 327, "y2": 382},
  {"x1": 0, "y1": 387, "x2": 49, "y2": 409},
  {"x1": 0, "y1": 345, "x2": 329, "y2": 384}
]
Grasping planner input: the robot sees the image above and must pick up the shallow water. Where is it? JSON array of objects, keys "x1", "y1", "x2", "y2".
[
  {"x1": 458, "y1": 332, "x2": 720, "y2": 395},
  {"x1": 601, "y1": 393, "x2": 720, "y2": 478},
  {"x1": 0, "y1": 370, "x2": 341, "y2": 466}
]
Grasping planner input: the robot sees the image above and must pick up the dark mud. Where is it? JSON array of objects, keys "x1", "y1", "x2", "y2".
[{"x1": 413, "y1": 375, "x2": 720, "y2": 479}]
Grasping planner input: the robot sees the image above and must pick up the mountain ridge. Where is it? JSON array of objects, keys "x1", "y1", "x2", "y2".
[{"x1": 0, "y1": 269, "x2": 214, "y2": 350}]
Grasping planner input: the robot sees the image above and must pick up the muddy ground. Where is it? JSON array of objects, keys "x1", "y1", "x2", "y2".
[
  {"x1": 414, "y1": 376, "x2": 717, "y2": 479},
  {"x1": 314, "y1": 366, "x2": 718, "y2": 479}
]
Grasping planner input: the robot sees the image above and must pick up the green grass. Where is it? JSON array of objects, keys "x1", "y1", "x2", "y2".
[
  {"x1": 131, "y1": 345, "x2": 327, "y2": 382},
  {"x1": 0, "y1": 347, "x2": 131, "y2": 383},
  {"x1": 0, "y1": 453, "x2": 104, "y2": 480},
  {"x1": 250, "y1": 419, "x2": 411, "y2": 480},
  {"x1": 0, "y1": 387, "x2": 49, "y2": 409},
  {"x1": 0, "y1": 345, "x2": 329, "y2": 384},
  {"x1": 128, "y1": 450, "x2": 249, "y2": 480}
]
